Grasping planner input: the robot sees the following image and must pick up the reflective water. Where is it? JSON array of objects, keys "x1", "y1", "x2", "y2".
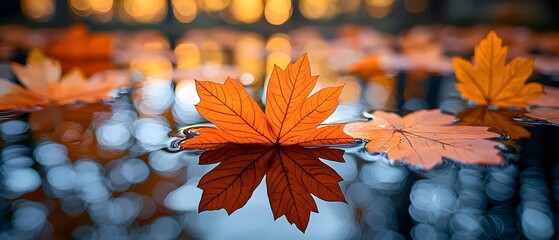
[{"x1": 1, "y1": 71, "x2": 558, "y2": 240}]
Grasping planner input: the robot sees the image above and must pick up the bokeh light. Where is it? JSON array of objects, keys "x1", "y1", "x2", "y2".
[
  {"x1": 230, "y1": 0, "x2": 263, "y2": 23},
  {"x1": 2, "y1": 1, "x2": 559, "y2": 239},
  {"x1": 122, "y1": 0, "x2": 167, "y2": 23},
  {"x1": 265, "y1": 0, "x2": 292, "y2": 25},
  {"x1": 171, "y1": 0, "x2": 197, "y2": 23},
  {"x1": 21, "y1": 0, "x2": 55, "y2": 21}
]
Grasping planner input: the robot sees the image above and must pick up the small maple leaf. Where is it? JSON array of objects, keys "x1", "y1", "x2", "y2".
[
  {"x1": 0, "y1": 49, "x2": 128, "y2": 111},
  {"x1": 179, "y1": 54, "x2": 355, "y2": 149},
  {"x1": 197, "y1": 144, "x2": 346, "y2": 232},
  {"x1": 457, "y1": 106, "x2": 531, "y2": 141},
  {"x1": 452, "y1": 31, "x2": 544, "y2": 108},
  {"x1": 345, "y1": 109, "x2": 502, "y2": 170}
]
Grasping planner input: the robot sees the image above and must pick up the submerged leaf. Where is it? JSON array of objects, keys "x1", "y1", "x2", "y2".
[
  {"x1": 452, "y1": 31, "x2": 543, "y2": 107},
  {"x1": 344, "y1": 109, "x2": 502, "y2": 170}
]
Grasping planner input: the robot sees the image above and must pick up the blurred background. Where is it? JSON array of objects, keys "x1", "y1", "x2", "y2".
[
  {"x1": 2, "y1": 0, "x2": 559, "y2": 32},
  {"x1": 1, "y1": 1, "x2": 559, "y2": 240}
]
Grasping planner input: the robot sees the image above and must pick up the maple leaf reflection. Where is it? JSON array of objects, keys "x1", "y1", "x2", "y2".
[
  {"x1": 456, "y1": 106, "x2": 531, "y2": 142},
  {"x1": 196, "y1": 144, "x2": 347, "y2": 232}
]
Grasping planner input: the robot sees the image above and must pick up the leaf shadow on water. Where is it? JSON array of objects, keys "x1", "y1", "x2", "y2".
[{"x1": 455, "y1": 106, "x2": 531, "y2": 146}]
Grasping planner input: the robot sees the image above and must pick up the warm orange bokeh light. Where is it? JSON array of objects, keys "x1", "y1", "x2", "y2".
[
  {"x1": 122, "y1": 0, "x2": 167, "y2": 23},
  {"x1": 231, "y1": 0, "x2": 263, "y2": 23},
  {"x1": 89, "y1": 0, "x2": 113, "y2": 13},
  {"x1": 175, "y1": 42, "x2": 201, "y2": 69},
  {"x1": 172, "y1": 0, "x2": 197, "y2": 23},
  {"x1": 234, "y1": 34, "x2": 265, "y2": 82},
  {"x1": 199, "y1": 0, "x2": 231, "y2": 12},
  {"x1": 265, "y1": 0, "x2": 292, "y2": 25},
  {"x1": 299, "y1": 0, "x2": 338, "y2": 20},
  {"x1": 21, "y1": 0, "x2": 56, "y2": 21}
]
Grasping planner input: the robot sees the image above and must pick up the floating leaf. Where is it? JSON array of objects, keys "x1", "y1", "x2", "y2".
[
  {"x1": 344, "y1": 109, "x2": 502, "y2": 170},
  {"x1": 197, "y1": 144, "x2": 346, "y2": 232},
  {"x1": 180, "y1": 54, "x2": 355, "y2": 149},
  {"x1": 1, "y1": 49, "x2": 129, "y2": 111},
  {"x1": 452, "y1": 31, "x2": 544, "y2": 108}
]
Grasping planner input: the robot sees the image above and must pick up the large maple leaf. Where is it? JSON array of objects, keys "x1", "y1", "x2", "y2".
[
  {"x1": 197, "y1": 144, "x2": 346, "y2": 232},
  {"x1": 345, "y1": 109, "x2": 502, "y2": 170},
  {"x1": 179, "y1": 54, "x2": 355, "y2": 149},
  {"x1": 0, "y1": 49, "x2": 129, "y2": 111},
  {"x1": 179, "y1": 54, "x2": 353, "y2": 232},
  {"x1": 452, "y1": 31, "x2": 544, "y2": 108}
]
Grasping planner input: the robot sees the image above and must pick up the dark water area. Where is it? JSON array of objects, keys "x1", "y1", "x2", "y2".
[{"x1": 0, "y1": 71, "x2": 558, "y2": 240}]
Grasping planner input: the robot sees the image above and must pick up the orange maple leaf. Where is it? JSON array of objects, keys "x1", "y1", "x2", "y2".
[
  {"x1": 179, "y1": 54, "x2": 355, "y2": 149},
  {"x1": 345, "y1": 109, "x2": 502, "y2": 170},
  {"x1": 452, "y1": 31, "x2": 544, "y2": 108},
  {"x1": 197, "y1": 144, "x2": 346, "y2": 232},
  {"x1": 0, "y1": 49, "x2": 129, "y2": 111}
]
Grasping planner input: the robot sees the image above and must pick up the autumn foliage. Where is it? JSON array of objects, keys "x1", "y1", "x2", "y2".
[
  {"x1": 180, "y1": 54, "x2": 354, "y2": 149},
  {"x1": 178, "y1": 54, "x2": 354, "y2": 232},
  {"x1": 345, "y1": 109, "x2": 502, "y2": 170},
  {"x1": 451, "y1": 31, "x2": 559, "y2": 127},
  {"x1": 452, "y1": 31, "x2": 544, "y2": 107},
  {"x1": 45, "y1": 24, "x2": 115, "y2": 76},
  {"x1": 0, "y1": 49, "x2": 128, "y2": 111}
]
